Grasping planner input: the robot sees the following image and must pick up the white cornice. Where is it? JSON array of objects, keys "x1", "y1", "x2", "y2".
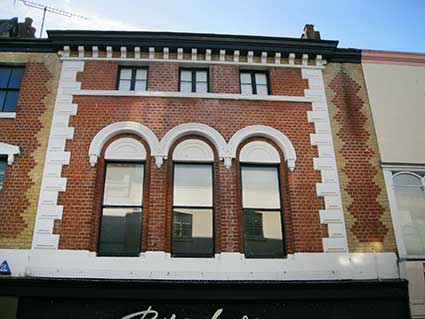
[{"x1": 75, "y1": 90, "x2": 312, "y2": 103}]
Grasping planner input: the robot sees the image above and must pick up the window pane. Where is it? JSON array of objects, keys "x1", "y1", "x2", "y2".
[
  {"x1": 134, "y1": 79, "x2": 147, "y2": 91},
  {"x1": 241, "y1": 84, "x2": 253, "y2": 95},
  {"x1": 0, "y1": 159, "x2": 6, "y2": 191},
  {"x1": 180, "y1": 70, "x2": 192, "y2": 81},
  {"x1": 135, "y1": 69, "x2": 147, "y2": 80},
  {"x1": 98, "y1": 207, "x2": 142, "y2": 256},
  {"x1": 172, "y1": 208, "x2": 213, "y2": 256},
  {"x1": 8, "y1": 67, "x2": 24, "y2": 89},
  {"x1": 196, "y1": 71, "x2": 207, "y2": 82},
  {"x1": 243, "y1": 209, "x2": 284, "y2": 258},
  {"x1": 196, "y1": 82, "x2": 208, "y2": 93},
  {"x1": 394, "y1": 173, "x2": 422, "y2": 186},
  {"x1": 120, "y1": 68, "x2": 132, "y2": 80},
  {"x1": 0, "y1": 68, "x2": 11, "y2": 88},
  {"x1": 118, "y1": 79, "x2": 131, "y2": 91},
  {"x1": 3, "y1": 91, "x2": 19, "y2": 112},
  {"x1": 256, "y1": 84, "x2": 268, "y2": 96},
  {"x1": 394, "y1": 173, "x2": 425, "y2": 255},
  {"x1": 255, "y1": 73, "x2": 267, "y2": 85},
  {"x1": 180, "y1": 81, "x2": 192, "y2": 93},
  {"x1": 103, "y1": 163, "x2": 144, "y2": 206},
  {"x1": 174, "y1": 164, "x2": 212, "y2": 207},
  {"x1": 240, "y1": 73, "x2": 251, "y2": 84},
  {"x1": 0, "y1": 91, "x2": 6, "y2": 111},
  {"x1": 241, "y1": 166, "x2": 280, "y2": 209}
]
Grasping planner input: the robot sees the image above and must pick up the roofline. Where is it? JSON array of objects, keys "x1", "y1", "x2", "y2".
[
  {"x1": 0, "y1": 30, "x2": 361, "y2": 63},
  {"x1": 362, "y1": 49, "x2": 425, "y2": 66},
  {"x1": 0, "y1": 38, "x2": 55, "y2": 53}
]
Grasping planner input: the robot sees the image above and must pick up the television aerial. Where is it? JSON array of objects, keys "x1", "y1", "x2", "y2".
[{"x1": 14, "y1": 0, "x2": 88, "y2": 37}]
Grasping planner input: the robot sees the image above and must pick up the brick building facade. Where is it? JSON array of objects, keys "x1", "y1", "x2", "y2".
[{"x1": 0, "y1": 26, "x2": 410, "y2": 318}]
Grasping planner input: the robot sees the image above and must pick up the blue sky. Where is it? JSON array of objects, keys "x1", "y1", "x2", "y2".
[{"x1": 2, "y1": 0, "x2": 424, "y2": 53}]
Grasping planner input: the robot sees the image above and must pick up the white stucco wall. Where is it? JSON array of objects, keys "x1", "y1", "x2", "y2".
[{"x1": 363, "y1": 63, "x2": 425, "y2": 164}]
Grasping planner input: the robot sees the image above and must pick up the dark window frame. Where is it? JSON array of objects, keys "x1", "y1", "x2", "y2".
[
  {"x1": 240, "y1": 162, "x2": 286, "y2": 258},
  {"x1": 0, "y1": 65, "x2": 25, "y2": 113},
  {"x1": 0, "y1": 155, "x2": 7, "y2": 191},
  {"x1": 178, "y1": 68, "x2": 210, "y2": 93},
  {"x1": 239, "y1": 70, "x2": 270, "y2": 95},
  {"x1": 97, "y1": 159, "x2": 146, "y2": 257},
  {"x1": 116, "y1": 66, "x2": 149, "y2": 91},
  {"x1": 171, "y1": 161, "x2": 215, "y2": 258}
]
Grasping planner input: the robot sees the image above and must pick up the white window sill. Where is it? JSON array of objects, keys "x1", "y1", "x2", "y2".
[
  {"x1": 75, "y1": 90, "x2": 311, "y2": 103},
  {"x1": 0, "y1": 112, "x2": 16, "y2": 119}
]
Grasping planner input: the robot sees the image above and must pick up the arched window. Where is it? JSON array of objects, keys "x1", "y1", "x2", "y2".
[
  {"x1": 393, "y1": 171, "x2": 425, "y2": 255},
  {"x1": 98, "y1": 137, "x2": 147, "y2": 256},
  {"x1": 239, "y1": 140, "x2": 285, "y2": 258},
  {"x1": 171, "y1": 138, "x2": 215, "y2": 257}
]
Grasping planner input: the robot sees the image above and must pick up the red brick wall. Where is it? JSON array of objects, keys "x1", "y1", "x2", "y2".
[
  {"x1": 147, "y1": 62, "x2": 179, "y2": 91},
  {"x1": 56, "y1": 95, "x2": 325, "y2": 253},
  {"x1": 76, "y1": 62, "x2": 310, "y2": 96},
  {"x1": 0, "y1": 62, "x2": 54, "y2": 241},
  {"x1": 209, "y1": 65, "x2": 240, "y2": 94},
  {"x1": 77, "y1": 61, "x2": 118, "y2": 90},
  {"x1": 269, "y1": 68, "x2": 308, "y2": 96}
]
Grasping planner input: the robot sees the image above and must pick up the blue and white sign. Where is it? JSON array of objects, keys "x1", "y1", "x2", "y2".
[{"x1": 0, "y1": 260, "x2": 11, "y2": 275}]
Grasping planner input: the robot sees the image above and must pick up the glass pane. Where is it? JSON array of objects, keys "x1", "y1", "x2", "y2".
[
  {"x1": 255, "y1": 73, "x2": 267, "y2": 85},
  {"x1": 134, "y1": 80, "x2": 147, "y2": 91},
  {"x1": 8, "y1": 67, "x2": 24, "y2": 89},
  {"x1": 394, "y1": 173, "x2": 422, "y2": 187},
  {"x1": 3, "y1": 91, "x2": 19, "y2": 112},
  {"x1": 180, "y1": 81, "x2": 192, "y2": 93},
  {"x1": 120, "y1": 68, "x2": 132, "y2": 80},
  {"x1": 103, "y1": 163, "x2": 144, "y2": 206},
  {"x1": 180, "y1": 70, "x2": 192, "y2": 81},
  {"x1": 196, "y1": 82, "x2": 208, "y2": 93},
  {"x1": 135, "y1": 69, "x2": 147, "y2": 80},
  {"x1": 240, "y1": 72, "x2": 251, "y2": 84},
  {"x1": 173, "y1": 164, "x2": 212, "y2": 207},
  {"x1": 256, "y1": 84, "x2": 268, "y2": 96},
  {"x1": 394, "y1": 174, "x2": 425, "y2": 255},
  {"x1": 0, "y1": 68, "x2": 11, "y2": 89},
  {"x1": 241, "y1": 84, "x2": 253, "y2": 95},
  {"x1": 0, "y1": 159, "x2": 6, "y2": 191},
  {"x1": 242, "y1": 166, "x2": 281, "y2": 209},
  {"x1": 0, "y1": 91, "x2": 6, "y2": 111},
  {"x1": 243, "y1": 209, "x2": 284, "y2": 258},
  {"x1": 98, "y1": 207, "x2": 142, "y2": 256},
  {"x1": 196, "y1": 71, "x2": 207, "y2": 82},
  {"x1": 118, "y1": 79, "x2": 131, "y2": 91},
  {"x1": 172, "y1": 208, "x2": 213, "y2": 256}
]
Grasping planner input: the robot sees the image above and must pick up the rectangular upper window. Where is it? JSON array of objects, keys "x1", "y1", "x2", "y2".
[
  {"x1": 118, "y1": 67, "x2": 148, "y2": 91},
  {"x1": 172, "y1": 163, "x2": 214, "y2": 257},
  {"x1": 0, "y1": 157, "x2": 6, "y2": 191},
  {"x1": 240, "y1": 71, "x2": 269, "y2": 96},
  {"x1": 0, "y1": 66, "x2": 25, "y2": 113},
  {"x1": 241, "y1": 165, "x2": 285, "y2": 258},
  {"x1": 98, "y1": 162, "x2": 144, "y2": 256},
  {"x1": 179, "y1": 69, "x2": 208, "y2": 93}
]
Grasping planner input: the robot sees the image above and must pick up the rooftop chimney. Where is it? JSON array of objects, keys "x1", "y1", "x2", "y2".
[
  {"x1": 0, "y1": 17, "x2": 36, "y2": 39},
  {"x1": 301, "y1": 24, "x2": 321, "y2": 40}
]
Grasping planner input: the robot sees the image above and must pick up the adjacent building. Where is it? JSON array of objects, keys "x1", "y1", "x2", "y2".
[
  {"x1": 0, "y1": 20, "x2": 411, "y2": 318},
  {"x1": 363, "y1": 50, "x2": 425, "y2": 318}
]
